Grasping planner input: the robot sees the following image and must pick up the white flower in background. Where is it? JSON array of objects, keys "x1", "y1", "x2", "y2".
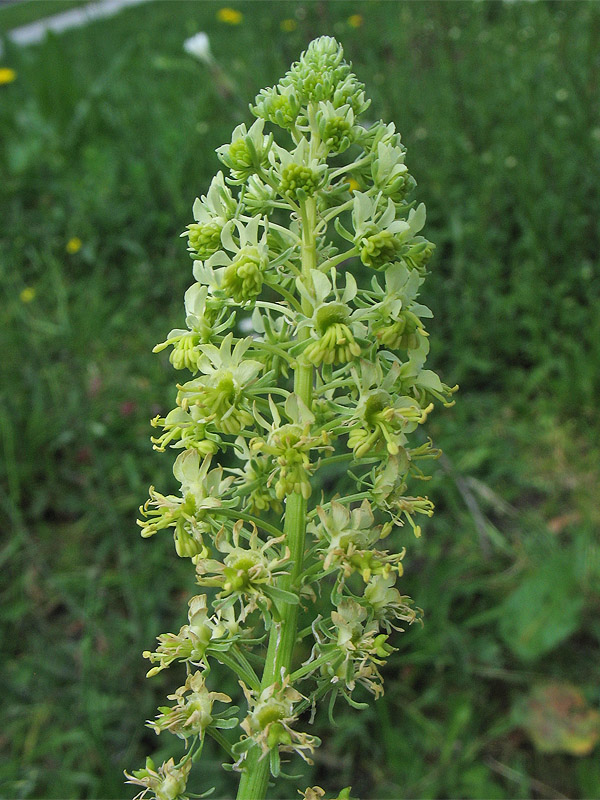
[
  {"x1": 183, "y1": 31, "x2": 236, "y2": 98},
  {"x1": 184, "y1": 32, "x2": 213, "y2": 65}
]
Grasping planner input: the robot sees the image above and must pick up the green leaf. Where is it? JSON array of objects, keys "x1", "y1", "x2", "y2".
[
  {"x1": 498, "y1": 553, "x2": 584, "y2": 661},
  {"x1": 262, "y1": 585, "x2": 300, "y2": 605}
]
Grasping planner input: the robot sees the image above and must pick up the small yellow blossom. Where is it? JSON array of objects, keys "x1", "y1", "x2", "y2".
[
  {"x1": 0, "y1": 68, "x2": 17, "y2": 85},
  {"x1": 217, "y1": 7, "x2": 243, "y2": 24},
  {"x1": 280, "y1": 18, "x2": 297, "y2": 32},
  {"x1": 66, "y1": 237, "x2": 82, "y2": 254},
  {"x1": 20, "y1": 287, "x2": 36, "y2": 303},
  {"x1": 348, "y1": 14, "x2": 363, "y2": 28},
  {"x1": 348, "y1": 177, "x2": 360, "y2": 194}
]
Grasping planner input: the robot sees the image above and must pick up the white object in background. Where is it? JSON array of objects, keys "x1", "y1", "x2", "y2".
[
  {"x1": 0, "y1": 0, "x2": 154, "y2": 56},
  {"x1": 183, "y1": 32, "x2": 213, "y2": 66}
]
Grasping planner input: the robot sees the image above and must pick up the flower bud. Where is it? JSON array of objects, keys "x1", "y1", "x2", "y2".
[
  {"x1": 186, "y1": 220, "x2": 222, "y2": 259},
  {"x1": 222, "y1": 245, "x2": 266, "y2": 302},
  {"x1": 280, "y1": 163, "x2": 322, "y2": 201}
]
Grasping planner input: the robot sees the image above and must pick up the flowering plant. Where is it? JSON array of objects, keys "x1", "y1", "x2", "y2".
[{"x1": 128, "y1": 37, "x2": 455, "y2": 800}]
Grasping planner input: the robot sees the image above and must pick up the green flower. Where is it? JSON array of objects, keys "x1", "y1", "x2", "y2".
[
  {"x1": 374, "y1": 309, "x2": 425, "y2": 351},
  {"x1": 217, "y1": 118, "x2": 273, "y2": 182},
  {"x1": 251, "y1": 395, "x2": 332, "y2": 502},
  {"x1": 401, "y1": 236, "x2": 435, "y2": 273},
  {"x1": 351, "y1": 192, "x2": 427, "y2": 271},
  {"x1": 148, "y1": 671, "x2": 234, "y2": 739},
  {"x1": 222, "y1": 245, "x2": 267, "y2": 302},
  {"x1": 236, "y1": 678, "x2": 319, "y2": 768},
  {"x1": 371, "y1": 140, "x2": 415, "y2": 202},
  {"x1": 186, "y1": 219, "x2": 222, "y2": 259},
  {"x1": 280, "y1": 37, "x2": 368, "y2": 114},
  {"x1": 125, "y1": 757, "x2": 191, "y2": 800},
  {"x1": 270, "y1": 138, "x2": 327, "y2": 203},
  {"x1": 309, "y1": 598, "x2": 397, "y2": 700},
  {"x1": 251, "y1": 423, "x2": 314, "y2": 500},
  {"x1": 296, "y1": 270, "x2": 366, "y2": 367},
  {"x1": 310, "y1": 500, "x2": 402, "y2": 582},
  {"x1": 196, "y1": 521, "x2": 291, "y2": 619},
  {"x1": 252, "y1": 84, "x2": 300, "y2": 129},
  {"x1": 363, "y1": 574, "x2": 417, "y2": 629},
  {"x1": 177, "y1": 335, "x2": 263, "y2": 434},
  {"x1": 280, "y1": 163, "x2": 321, "y2": 201},
  {"x1": 243, "y1": 174, "x2": 279, "y2": 214},
  {"x1": 348, "y1": 390, "x2": 433, "y2": 458},
  {"x1": 183, "y1": 171, "x2": 236, "y2": 258},
  {"x1": 153, "y1": 284, "x2": 234, "y2": 371},
  {"x1": 193, "y1": 216, "x2": 284, "y2": 307},
  {"x1": 143, "y1": 593, "x2": 243, "y2": 676},
  {"x1": 228, "y1": 437, "x2": 283, "y2": 515},
  {"x1": 316, "y1": 102, "x2": 356, "y2": 155},
  {"x1": 304, "y1": 303, "x2": 361, "y2": 366},
  {"x1": 150, "y1": 407, "x2": 220, "y2": 455},
  {"x1": 137, "y1": 450, "x2": 235, "y2": 557},
  {"x1": 359, "y1": 229, "x2": 402, "y2": 269},
  {"x1": 134, "y1": 35, "x2": 453, "y2": 797}
]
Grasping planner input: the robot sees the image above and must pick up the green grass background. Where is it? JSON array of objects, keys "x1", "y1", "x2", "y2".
[{"x1": 1, "y1": 1, "x2": 599, "y2": 798}]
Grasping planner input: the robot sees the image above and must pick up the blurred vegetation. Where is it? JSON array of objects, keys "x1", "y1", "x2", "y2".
[{"x1": 1, "y1": 1, "x2": 599, "y2": 798}]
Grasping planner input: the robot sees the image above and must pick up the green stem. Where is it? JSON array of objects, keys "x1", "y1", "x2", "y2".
[
  {"x1": 263, "y1": 278, "x2": 303, "y2": 311},
  {"x1": 289, "y1": 651, "x2": 341, "y2": 683},
  {"x1": 206, "y1": 727, "x2": 235, "y2": 759},
  {"x1": 318, "y1": 246, "x2": 359, "y2": 272},
  {"x1": 254, "y1": 300, "x2": 296, "y2": 319},
  {"x1": 247, "y1": 340, "x2": 296, "y2": 365},
  {"x1": 216, "y1": 651, "x2": 260, "y2": 691},
  {"x1": 235, "y1": 197, "x2": 316, "y2": 800},
  {"x1": 216, "y1": 508, "x2": 284, "y2": 540},
  {"x1": 317, "y1": 454, "x2": 378, "y2": 468},
  {"x1": 307, "y1": 491, "x2": 372, "y2": 517},
  {"x1": 329, "y1": 155, "x2": 371, "y2": 181},
  {"x1": 321, "y1": 197, "x2": 354, "y2": 223}
]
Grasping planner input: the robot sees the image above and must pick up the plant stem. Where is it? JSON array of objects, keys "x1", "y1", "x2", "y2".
[
  {"x1": 216, "y1": 508, "x2": 284, "y2": 540},
  {"x1": 235, "y1": 197, "x2": 316, "y2": 800}
]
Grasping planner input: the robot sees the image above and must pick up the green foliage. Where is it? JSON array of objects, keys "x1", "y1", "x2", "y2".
[
  {"x1": 498, "y1": 553, "x2": 584, "y2": 662},
  {"x1": 1, "y1": 2, "x2": 599, "y2": 799}
]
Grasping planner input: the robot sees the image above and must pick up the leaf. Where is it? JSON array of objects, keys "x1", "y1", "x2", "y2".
[
  {"x1": 311, "y1": 269, "x2": 331, "y2": 304},
  {"x1": 269, "y1": 746, "x2": 280, "y2": 777},
  {"x1": 518, "y1": 682, "x2": 600, "y2": 755},
  {"x1": 408, "y1": 202, "x2": 426, "y2": 233},
  {"x1": 497, "y1": 552, "x2": 584, "y2": 661},
  {"x1": 262, "y1": 585, "x2": 300, "y2": 605}
]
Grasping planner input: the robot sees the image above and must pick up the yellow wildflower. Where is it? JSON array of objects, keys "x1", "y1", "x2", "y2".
[
  {"x1": 348, "y1": 14, "x2": 363, "y2": 28},
  {"x1": 0, "y1": 68, "x2": 17, "y2": 85},
  {"x1": 280, "y1": 18, "x2": 297, "y2": 32},
  {"x1": 66, "y1": 237, "x2": 82, "y2": 254},
  {"x1": 20, "y1": 287, "x2": 36, "y2": 303},
  {"x1": 217, "y1": 8, "x2": 243, "y2": 24},
  {"x1": 348, "y1": 177, "x2": 360, "y2": 194}
]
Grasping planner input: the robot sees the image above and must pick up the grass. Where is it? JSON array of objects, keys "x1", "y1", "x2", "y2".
[{"x1": 1, "y1": 1, "x2": 599, "y2": 798}]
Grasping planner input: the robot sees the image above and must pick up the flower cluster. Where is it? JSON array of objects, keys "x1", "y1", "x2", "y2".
[
  {"x1": 195, "y1": 521, "x2": 293, "y2": 620},
  {"x1": 234, "y1": 679, "x2": 320, "y2": 777},
  {"x1": 142, "y1": 593, "x2": 246, "y2": 676},
  {"x1": 148, "y1": 671, "x2": 235, "y2": 740},
  {"x1": 130, "y1": 36, "x2": 454, "y2": 800},
  {"x1": 125, "y1": 757, "x2": 191, "y2": 800}
]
